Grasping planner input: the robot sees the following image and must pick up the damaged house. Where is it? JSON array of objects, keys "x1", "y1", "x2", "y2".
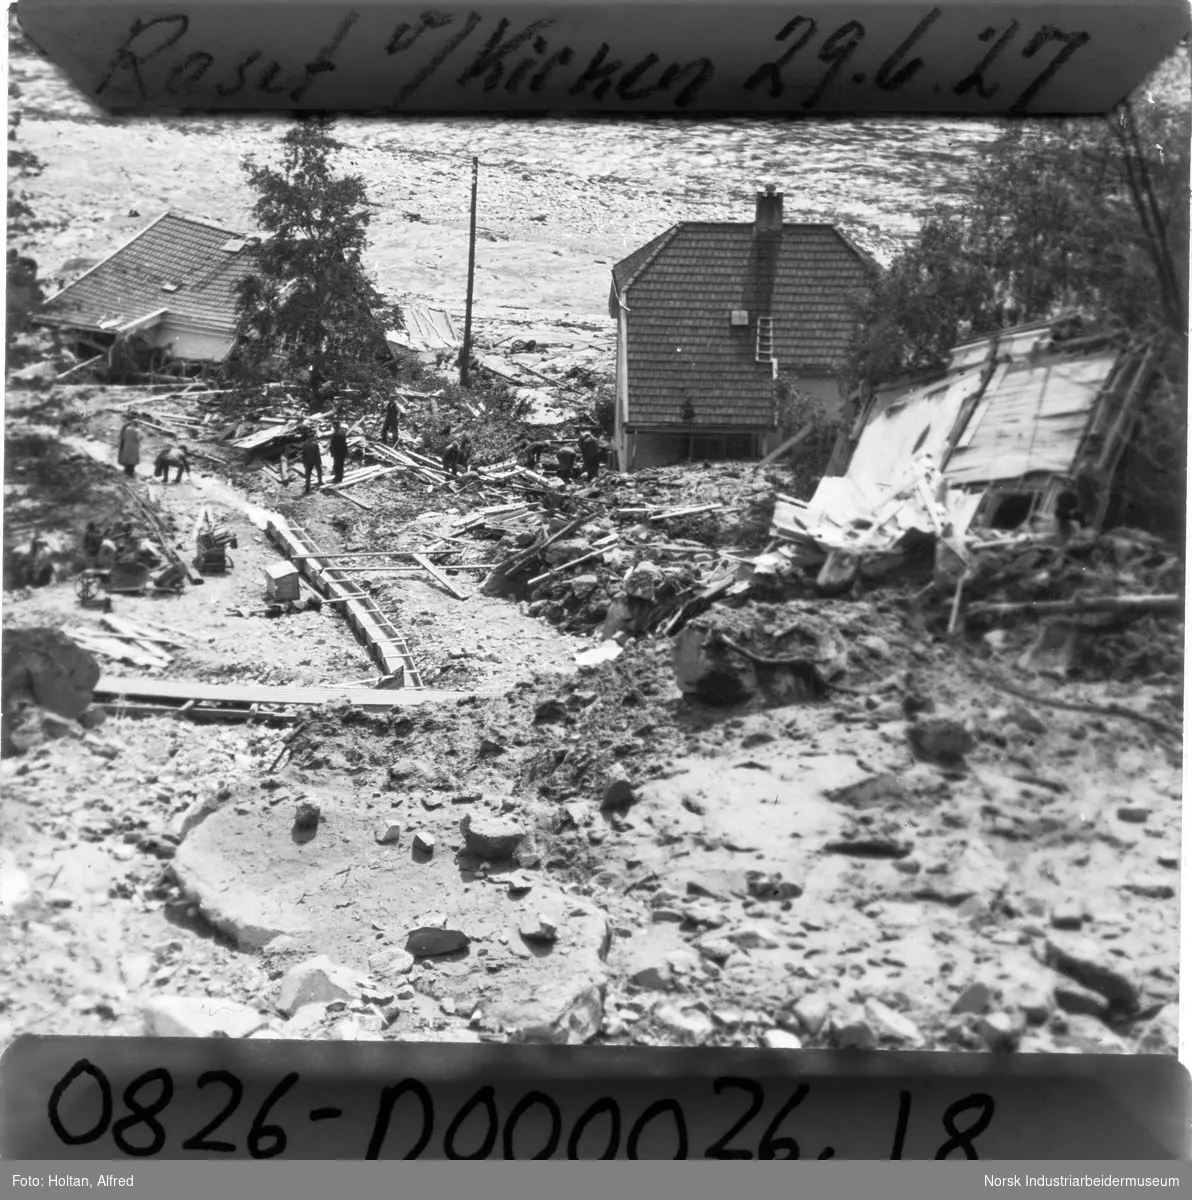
[
  {"x1": 608, "y1": 185, "x2": 872, "y2": 472},
  {"x1": 35, "y1": 211, "x2": 261, "y2": 374},
  {"x1": 775, "y1": 313, "x2": 1160, "y2": 560}
]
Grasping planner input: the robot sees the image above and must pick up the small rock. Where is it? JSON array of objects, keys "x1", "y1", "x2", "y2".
[
  {"x1": 832, "y1": 1008, "x2": 876, "y2": 1049},
  {"x1": 294, "y1": 802, "x2": 321, "y2": 832},
  {"x1": 45, "y1": 890, "x2": 74, "y2": 909},
  {"x1": 460, "y1": 812, "x2": 524, "y2": 860},
  {"x1": 1042, "y1": 935, "x2": 1139, "y2": 1014},
  {"x1": 1049, "y1": 902, "x2": 1084, "y2": 931},
  {"x1": 533, "y1": 699, "x2": 570, "y2": 724},
  {"x1": 506, "y1": 870, "x2": 535, "y2": 894},
  {"x1": 1006, "y1": 705, "x2": 1047, "y2": 736},
  {"x1": 376, "y1": 823, "x2": 402, "y2": 845},
  {"x1": 761, "y1": 1028, "x2": 803, "y2": 1050},
  {"x1": 977, "y1": 1010, "x2": 1025, "y2": 1051},
  {"x1": 654, "y1": 1003, "x2": 714, "y2": 1044},
  {"x1": 143, "y1": 996, "x2": 269, "y2": 1039},
  {"x1": 794, "y1": 993, "x2": 831, "y2": 1035},
  {"x1": 1054, "y1": 983, "x2": 1110, "y2": 1019},
  {"x1": 405, "y1": 927, "x2": 471, "y2": 957},
  {"x1": 519, "y1": 913, "x2": 558, "y2": 945},
  {"x1": 368, "y1": 946, "x2": 416, "y2": 978},
  {"x1": 693, "y1": 936, "x2": 736, "y2": 965},
  {"x1": 277, "y1": 956, "x2": 361, "y2": 1016},
  {"x1": 413, "y1": 831, "x2": 435, "y2": 855},
  {"x1": 908, "y1": 716, "x2": 975, "y2": 763},
  {"x1": 627, "y1": 959, "x2": 673, "y2": 990},
  {"x1": 600, "y1": 766, "x2": 637, "y2": 811},
  {"x1": 1122, "y1": 877, "x2": 1175, "y2": 901},
  {"x1": 1115, "y1": 805, "x2": 1150, "y2": 824},
  {"x1": 864, "y1": 998, "x2": 923, "y2": 1046},
  {"x1": 950, "y1": 981, "x2": 995, "y2": 1016},
  {"x1": 726, "y1": 923, "x2": 781, "y2": 950},
  {"x1": 1136, "y1": 1004, "x2": 1178, "y2": 1055}
]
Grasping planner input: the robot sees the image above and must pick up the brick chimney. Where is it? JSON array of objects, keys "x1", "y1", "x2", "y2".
[{"x1": 754, "y1": 183, "x2": 784, "y2": 234}]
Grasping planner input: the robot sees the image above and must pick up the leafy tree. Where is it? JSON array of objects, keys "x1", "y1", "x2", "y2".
[
  {"x1": 235, "y1": 115, "x2": 392, "y2": 410},
  {"x1": 843, "y1": 49, "x2": 1189, "y2": 534},
  {"x1": 7, "y1": 82, "x2": 44, "y2": 231}
]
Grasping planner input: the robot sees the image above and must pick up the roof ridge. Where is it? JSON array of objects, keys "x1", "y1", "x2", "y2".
[
  {"x1": 161, "y1": 209, "x2": 253, "y2": 238},
  {"x1": 620, "y1": 225, "x2": 680, "y2": 294}
]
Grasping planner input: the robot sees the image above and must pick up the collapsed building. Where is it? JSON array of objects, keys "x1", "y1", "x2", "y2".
[
  {"x1": 774, "y1": 313, "x2": 1161, "y2": 565},
  {"x1": 35, "y1": 211, "x2": 261, "y2": 375}
]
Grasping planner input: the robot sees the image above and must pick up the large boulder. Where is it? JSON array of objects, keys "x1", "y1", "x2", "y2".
[{"x1": 2, "y1": 629, "x2": 100, "y2": 755}]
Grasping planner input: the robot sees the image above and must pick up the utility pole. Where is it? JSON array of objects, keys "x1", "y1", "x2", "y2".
[{"x1": 460, "y1": 156, "x2": 478, "y2": 387}]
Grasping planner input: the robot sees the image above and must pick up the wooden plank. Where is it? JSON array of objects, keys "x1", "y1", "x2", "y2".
[
  {"x1": 95, "y1": 675, "x2": 501, "y2": 708},
  {"x1": 409, "y1": 553, "x2": 470, "y2": 600},
  {"x1": 322, "y1": 486, "x2": 374, "y2": 510},
  {"x1": 756, "y1": 424, "x2": 813, "y2": 468}
]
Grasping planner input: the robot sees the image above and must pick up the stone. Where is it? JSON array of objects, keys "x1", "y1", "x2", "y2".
[
  {"x1": 693, "y1": 936, "x2": 736, "y2": 966},
  {"x1": 533, "y1": 699, "x2": 570, "y2": 724},
  {"x1": 762, "y1": 1028, "x2": 803, "y2": 1051},
  {"x1": 832, "y1": 1008, "x2": 876, "y2": 1049},
  {"x1": 1136, "y1": 1004, "x2": 1178, "y2": 1055},
  {"x1": 1123, "y1": 878, "x2": 1175, "y2": 901},
  {"x1": 655, "y1": 1003, "x2": 714, "y2": 1044},
  {"x1": 1005, "y1": 706, "x2": 1047, "y2": 736},
  {"x1": 460, "y1": 813, "x2": 524, "y2": 860},
  {"x1": 368, "y1": 946, "x2": 416, "y2": 978},
  {"x1": 569, "y1": 574, "x2": 600, "y2": 601},
  {"x1": 142, "y1": 996, "x2": 269, "y2": 1039},
  {"x1": 405, "y1": 927, "x2": 471, "y2": 957},
  {"x1": 624, "y1": 560, "x2": 665, "y2": 601},
  {"x1": 491, "y1": 975, "x2": 607, "y2": 1046},
  {"x1": 294, "y1": 802, "x2": 321, "y2": 832},
  {"x1": 827, "y1": 773, "x2": 910, "y2": 810},
  {"x1": 600, "y1": 766, "x2": 637, "y2": 810},
  {"x1": 285, "y1": 1004, "x2": 330, "y2": 1033},
  {"x1": 519, "y1": 913, "x2": 558, "y2": 944},
  {"x1": 1042, "y1": 935, "x2": 1139, "y2": 1014},
  {"x1": 1115, "y1": 805, "x2": 1150, "y2": 824},
  {"x1": 376, "y1": 823, "x2": 402, "y2": 845},
  {"x1": 794, "y1": 993, "x2": 831, "y2": 1036},
  {"x1": 413, "y1": 831, "x2": 435, "y2": 855},
  {"x1": 672, "y1": 621, "x2": 757, "y2": 707},
  {"x1": 1054, "y1": 983, "x2": 1110, "y2": 1019},
  {"x1": 864, "y1": 998, "x2": 923, "y2": 1046},
  {"x1": 1049, "y1": 902, "x2": 1084, "y2": 931},
  {"x1": 976, "y1": 1010, "x2": 1025, "y2": 1051},
  {"x1": 726, "y1": 923, "x2": 781, "y2": 951},
  {"x1": 276, "y1": 956, "x2": 361, "y2": 1017},
  {"x1": 627, "y1": 955, "x2": 673, "y2": 991},
  {"x1": 908, "y1": 716, "x2": 975, "y2": 763},
  {"x1": 950, "y1": 981, "x2": 995, "y2": 1016}
]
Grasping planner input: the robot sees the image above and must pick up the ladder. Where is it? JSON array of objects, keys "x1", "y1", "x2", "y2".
[{"x1": 756, "y1": 315, "x2": 778, "y2": 378}]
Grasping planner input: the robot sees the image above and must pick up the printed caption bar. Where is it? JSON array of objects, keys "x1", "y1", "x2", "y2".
[
  {"x1": 15, "y1": 0, "x2": 1192, "y2": 116},
  {"x1": 1, "y1": 1037, "x2": 1188, "y2": 1160}
]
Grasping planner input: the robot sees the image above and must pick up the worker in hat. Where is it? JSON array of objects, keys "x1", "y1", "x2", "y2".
[{"x1": 329, "y1": 421, "x2": 349, "y2": 484}]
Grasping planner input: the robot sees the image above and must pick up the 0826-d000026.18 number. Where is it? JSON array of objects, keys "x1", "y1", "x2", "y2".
[{"x1": 46, "y1": 1058, "x2": 998, "y2": 1160}]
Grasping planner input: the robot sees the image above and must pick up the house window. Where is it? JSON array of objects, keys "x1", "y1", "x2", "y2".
[{"x1": 730, "y1": 309, "x2": 749, "y2": 326}]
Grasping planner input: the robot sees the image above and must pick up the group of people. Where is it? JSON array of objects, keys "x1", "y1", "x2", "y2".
[
  {"x1": 116, "y1": 419, "x2": 191, "y2": 484},
  {"x1": 518, "y1": 431, "x2": 604, "y2": 482},
  {"x1": 295, "y1": 421, "x2": 351, "y2": 494}
]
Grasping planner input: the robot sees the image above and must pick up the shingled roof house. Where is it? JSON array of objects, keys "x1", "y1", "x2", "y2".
[
  {"x1": 608, "y1": 186, "x2": 872, "y2": 472},
  {"x1": 37, "y1": 211, "x2": 261, "y2": 371}
]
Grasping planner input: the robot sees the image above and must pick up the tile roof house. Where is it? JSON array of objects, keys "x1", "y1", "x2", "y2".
[
  {"x1": 608, "y1": 186, "x2": 872, "y2": 471},
  {"x1": 37, "y1": 211, "x2": 261, "y2": 367}
]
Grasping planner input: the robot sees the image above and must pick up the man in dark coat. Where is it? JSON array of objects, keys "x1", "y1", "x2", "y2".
[
  {"x1": 380, "y1": 397, "x2": 400, "y2": 445},
  {"x1": 300, "y1": 430, "x2": 323, "y2": 494},
  {"x1": 442, "y1": 440, "x2": 461, "y2": 476},
  {"x1": 555, "y1": 445, "x2": 578, "y2": 483},
  {"x1": 329, "y1": 422, "x2": 349, "y2": 484},
  {"x1": 578, "y1": 432, "x2": 601, "y2": 481},
  {"x1": 457, "y1": 432, "x2": 473, "y2": 472}
]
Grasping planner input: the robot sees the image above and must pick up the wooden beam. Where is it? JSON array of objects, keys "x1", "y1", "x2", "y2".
[
  {"x1": 410, "y1": 552, "x2": 470, "y2": 600},
  {"x1": 756, "y1": 424, "x2": 812, "y2": 468}
]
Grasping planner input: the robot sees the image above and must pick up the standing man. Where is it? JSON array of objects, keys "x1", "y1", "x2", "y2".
[
  {"x1": 117, "y1": 420, "x2": 141, "y2": 477},
  {"x1": 442, "y1": 438, "x2": 461, "y2": 476},
  {"x1": 300, "y1": 429, "x2": 324, "y2": 494},
  {"x1": 330, "y1": 421, "x2": 349, "y2": 484},
  {"x1": 578, "y1": 432, "x2": 601, "y2": 482},
  {"x1": 457, "y1": 432, "x2": 473, "y2": 473},
  {"x1": 555, "y1": 444, "x2": 578, "y2": 483},
  {"x1": 380, "y1": 396, "x2": 400, "y2": 445}
]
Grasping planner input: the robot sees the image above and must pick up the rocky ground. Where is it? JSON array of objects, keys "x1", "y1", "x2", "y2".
[{"x1": 1, "y1": 29, "x2": 1182, "y2": 1059}]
